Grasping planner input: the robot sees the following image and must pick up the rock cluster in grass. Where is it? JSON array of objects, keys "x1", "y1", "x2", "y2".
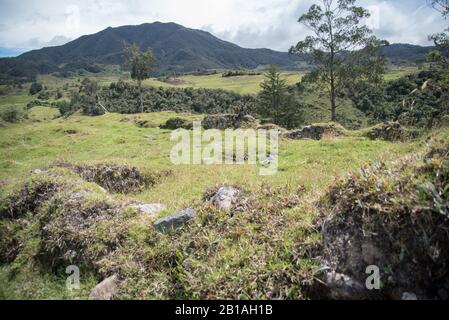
[
  {"x1": 315, "y1": 135, "x2": 449, "y2": 300},
  {"x1": 283, "y1": 123, "x2": 345, "y2": 140},
  {"x1": 71, "y1": 163, "x2": 172, "y2": 194},
  {"x1": 364, "y1": 121, "x2": 419, "y2": 142},
  {"x1": 160, "y1": 117, "x2": 193, "y2": 130}
]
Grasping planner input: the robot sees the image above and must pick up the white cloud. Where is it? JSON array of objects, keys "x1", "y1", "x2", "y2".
[{"x1": 0, "y1": 0, "x2": 447, "y2": 51}]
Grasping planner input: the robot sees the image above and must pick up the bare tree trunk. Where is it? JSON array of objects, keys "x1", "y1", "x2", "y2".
[
  {"x1": 330, "y1": 79, "x2": 337, "y2": 122},
  {"x1": 138, "y1": 80, "x2": 143, "y2": 113}
]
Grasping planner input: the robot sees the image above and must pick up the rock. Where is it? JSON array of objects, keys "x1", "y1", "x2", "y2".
[
  {"x1": 210, "y1": 186, "x2": 240, "y2": 212},
  {"x1": 283, "y1": 123, "x2": 344, "y2": 140},
  {"x1": 324, "y1": 271, "x2": 367, "y2": 300},
  {"x1": 365, "y1": 122, "x2": 419, "y2": 142},
  {"x1": 133, "y1": 203, "x2": 166, "y2": 216},
  {"x1": 153, "y1": 208, "x2": 195, "y2": 232},
  {"x1": 401, "y1": 292, "x2": 418, "y2": 300},
  {"x1": 31, "y1": 169, "x2": 42, "y2": 174},
  {"x1": 89, "y1": 275, "x2": 118, "y2": 300}
]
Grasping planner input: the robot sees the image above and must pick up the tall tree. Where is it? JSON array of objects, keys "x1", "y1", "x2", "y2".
[
  {"x1": 258, "y1": 65, "x2": 288, "y2": 124},
  {"x1": 429, "y1": 0, "x2": 449, "y2": 16},
  {"x1": 290, "y1": 0, "x2": 386, "y2": 122},
  {"x1": 124, "y1": 44, "x2": 156, "y2": 113}
]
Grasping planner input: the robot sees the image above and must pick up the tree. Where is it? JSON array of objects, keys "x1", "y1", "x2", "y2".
[
  {"x1": 258, "y1": 65, "x2": 288, "y2": 124},
  {"x1": 124, "y1": 44, "x2": 157, "y2": 113},
  {"x1": 429, "y1": 0, "x2": 449, "y2": 57},
  {"x1": 290, "y1": 0, "x2": 387, "y2": 122},
  {"x1": 429, "y1": 0, "x2": 449, "y2": 16},
  {"x1": 29, "y1": 82, "x2": 43, "y2": 95}
]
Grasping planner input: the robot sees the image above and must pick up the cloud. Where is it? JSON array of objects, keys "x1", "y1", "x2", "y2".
[{"x1": 0, "y1": 0, "x2": 447, "y2": 52}]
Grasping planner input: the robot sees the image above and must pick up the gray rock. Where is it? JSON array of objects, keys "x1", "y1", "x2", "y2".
[
  {"x1": 401, "y1": 292, "x2": 418, "y2": 300},
  {"x1": 153, "y1": 208, "x2": 195, "y2": 232},
  {"x1": 89, "y1": 275, "x2": 118, "y2": 300},
  {"x1": 31, "y1": 169, "x2": 42, "y2": 174},
  {"x1": 210, "y1": 186, "x2": 240, "y2": 212},
  {"x1": 325, "y1": 271, "x2": 367, "y2": 300},
  {"x1": 133, "y1": 203, "x2": 166, "y2": 216}
]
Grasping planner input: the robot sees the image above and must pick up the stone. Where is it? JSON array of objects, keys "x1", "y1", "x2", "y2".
[
  {"x1": 133, "y1": 203, "x2": 166, "y2": 216},
  {"x1": 89, "y1": 275, "x2": 118, "y2": 300},
  {"x1": 401, "y1": 292, "x2": 418, "y2": 300},
  {"x1": 324, "y1": 271, "x2": 367, "y2": 300},
  {"x1": 153, "y1": 208, "x2": 195, "y2": 232},
  {"x1": 31, "y1": 169, "x2": 42, "y2": 174},
  {"x1": 210, "y1": 186, "x2": 240, "y2": 212}
]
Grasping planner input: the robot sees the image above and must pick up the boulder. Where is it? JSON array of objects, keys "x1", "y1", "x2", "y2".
[
  {"x1": 89, "y1": 275, "x2": 118, "y2": 300},
  {"x1": 153, "y1": 208, "x2": 196, "y2": 232},
  {"x1": 210, "y1": 186, "x2": 240, "y2": 212},
  {"x1": 324, "y1": 271, "x2": 367, "y2": 300},
  {"x1": 133, "y1": 203, "x2": 166, "y2": 217}
]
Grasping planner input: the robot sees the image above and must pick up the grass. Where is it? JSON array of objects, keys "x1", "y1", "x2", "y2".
[
  {"x1": 0, "y1": 65, "x2": 424, "y2": 299},
  {"x1": 0, "y1": 108, "x2": 417, "y2": 210},
  {"x1": 0, "y1": 109, "x2": 419, "y2": 299},
  {"x1": 143, "y1": 72, "x2": 302, "y2": 94}
]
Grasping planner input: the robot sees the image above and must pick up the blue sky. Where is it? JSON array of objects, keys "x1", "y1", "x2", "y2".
[{"x1": 0, "y1": 0, "x2": 447, "y2": 56}]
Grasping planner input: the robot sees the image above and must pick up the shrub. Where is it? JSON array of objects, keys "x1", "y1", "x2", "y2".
[
  {"x1": 0, "y1": 105, "x2": 27, "y2": 123},
  {"x1": 29, "y1": 82, "x2": 43, "y2": 95}
]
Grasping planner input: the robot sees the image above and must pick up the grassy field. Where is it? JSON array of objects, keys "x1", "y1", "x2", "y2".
[
  {"x1": 0, "y1": 108, "x2": 418, "y2": 210},
  {"x1": 143, "y1": 72, "x2": 303, "y2": 94},
  {"x1": 0, "y1": 107, "x2": 421, "y2": 299}
]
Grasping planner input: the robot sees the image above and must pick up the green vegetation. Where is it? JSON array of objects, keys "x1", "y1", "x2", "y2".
[{"x1": 0, "y1": 107, "x2": 420, "y2": 299}]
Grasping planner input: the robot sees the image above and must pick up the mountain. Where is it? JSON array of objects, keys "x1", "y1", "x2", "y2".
[
  {"x1": 0, "y1": 22, "x2": 301, "y2": 81},
  {"x1": 379, "y1": 43, "x2": 435, "y2": 64},
  {"x1": 0, "y1": 22, "x2": 435, "y2": 83}
]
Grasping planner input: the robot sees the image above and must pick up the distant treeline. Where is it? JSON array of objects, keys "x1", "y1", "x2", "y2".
[
  {"x1": 54, "y1": 66, "x2": 449, "y2": 131},
  {"x1": 222, "y1": 69, "x2": 262, "y2": 77}
]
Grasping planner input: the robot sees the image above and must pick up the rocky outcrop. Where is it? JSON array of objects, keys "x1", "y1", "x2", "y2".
[
  {"x1": 364, "y1": 122, "x2": 419, "y2": 142},
  {"x1": 283, "y1": 123, "x2": 344, "y2": 140}
]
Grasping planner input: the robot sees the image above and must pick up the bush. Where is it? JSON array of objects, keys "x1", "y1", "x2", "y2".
[
  {"x1": 29, "y1": 82, "x2": 43, "y2": 95},
  {"x1": 0, "y1": 105, "x2": 27, "y2": 123},
  {"x1": 55, "y1": 100, "x2": 75, "y2": 116},
  {"x1": 160, "y1": 117, "x2": 193, "y2": 130}
]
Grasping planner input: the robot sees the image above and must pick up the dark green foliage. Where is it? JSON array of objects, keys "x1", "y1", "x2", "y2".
[
  {"x1": 73, "y1": 80, "x2": 258, "y2": 116},
  {"x1": 29, "y1": 82, "x2": 43, "y2": 95},
  {"x1": 0, "y1": 105, "x2": 27, "y2": 123},
  {"x1": 124, "y1": 44, "x2": 157, "y2": 112},
  {"x1": 37, "y1": 91, "x2": 50, "y2": 100},
  {"x1": 222, "y1": 69, "x2": 261, "y2": 77},
  {"x1": 55, "y1": 100, "x2": 74, "y2": 116},
  {"x1": 290, "y1": 0, "x2": 387, "y2": 121},
  {"x1": 69, "y1": 78, "x2": 105, "y2": 116},
  {"x1": 160, "y1": 117, "x2": 193, "y2": 130}
]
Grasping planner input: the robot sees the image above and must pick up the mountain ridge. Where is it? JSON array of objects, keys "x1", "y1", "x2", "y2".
[{"x1": 0, "y1": 22, "x2": 435, "y2": 82}]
